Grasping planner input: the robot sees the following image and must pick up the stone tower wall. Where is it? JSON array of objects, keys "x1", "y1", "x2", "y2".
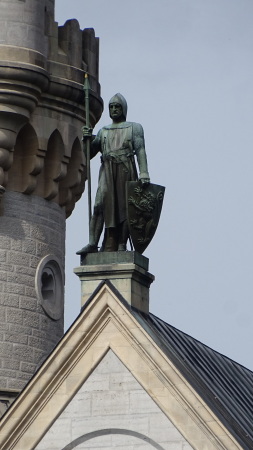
[
  {"x1": 0, "y1": 192, "x2": 65, "y2": 392},
  {"x1": 0, "y1": 0, "x2": 103, "y2": 408},
  {"x1": 0, "y1": 0, "x2": 49, "y2": 54}
]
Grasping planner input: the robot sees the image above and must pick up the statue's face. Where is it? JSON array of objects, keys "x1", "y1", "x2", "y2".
[{"x1": 109, "y1": 103, "x2": 124, "y2": 122}]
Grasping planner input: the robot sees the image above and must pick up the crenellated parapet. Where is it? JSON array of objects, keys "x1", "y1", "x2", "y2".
[{"x1": 0, "y1": 0, "x2": 103, "y2": 216}]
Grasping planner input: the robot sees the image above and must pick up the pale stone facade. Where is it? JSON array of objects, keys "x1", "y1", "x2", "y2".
[{"x1": 36, "y1": 350, "x2": 193, "y2": 450}]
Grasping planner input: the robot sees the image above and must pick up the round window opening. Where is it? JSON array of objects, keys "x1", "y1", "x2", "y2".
[{"x1": 35, "y1": 255, "x2": 64, "y2": 320}]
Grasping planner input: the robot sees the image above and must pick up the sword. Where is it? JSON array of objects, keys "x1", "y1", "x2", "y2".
[{"x1": 83, "y1": 73, "x2": 92, "y2": 224}]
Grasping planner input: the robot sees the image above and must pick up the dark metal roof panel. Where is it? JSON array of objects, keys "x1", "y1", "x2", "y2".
[{"x1": 133, "y1": 310, "x2": 253, "y2": 449}]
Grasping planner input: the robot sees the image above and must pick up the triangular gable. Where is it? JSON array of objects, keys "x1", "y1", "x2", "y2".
[
  {"x1": 0, "y1": 282, "x2": 242, "y2": 449},
  {"x1": 36, "y1": 349, "x2": 193, "y2": 449}
]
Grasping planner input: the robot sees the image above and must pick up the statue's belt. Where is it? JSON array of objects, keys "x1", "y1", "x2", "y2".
[{"x1": 101, "y1": 151, "x2": 135, "y2": 170}]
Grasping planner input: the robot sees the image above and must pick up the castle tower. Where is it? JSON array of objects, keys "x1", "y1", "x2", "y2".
[{"x1": 0, "y1": 0, "x2": 103, "y2": 411}]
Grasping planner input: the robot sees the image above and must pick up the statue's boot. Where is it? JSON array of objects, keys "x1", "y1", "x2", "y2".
[
  {"x1": 76, "y1": 212, "x2": 103, "y2": 255},
  {"x1": 103, "y1": 228, "x2": 118, "y2": 251},
  {"x1": 76, "y1": 243, "x2": 98, "y2": 255},
  {"x1": 118, "y1": 220, "x2": 129, "y2": 251}
]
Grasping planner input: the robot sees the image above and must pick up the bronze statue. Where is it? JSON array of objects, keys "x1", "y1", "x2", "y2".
[{"x1": 77, "y1": 93, "x2": 150, "y2": 255}]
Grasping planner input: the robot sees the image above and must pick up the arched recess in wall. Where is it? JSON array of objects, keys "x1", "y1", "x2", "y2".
[
  {"x1": 61, "y1": 429, "x2": 166, "y2": 450},
  {"x1": 59, "y1": 137, "x2": 86, "y2": 218},
  {"x1": 7, "y1": 123, "x2": 40, "y2": 194},
  {"x1": 34, "y1": 129, "x2": 65, "y2": 201}
]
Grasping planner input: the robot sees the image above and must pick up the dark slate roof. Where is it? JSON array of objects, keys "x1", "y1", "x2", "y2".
[{"x1": 132, "y1": 309, "x2": 253, "y2": 449}]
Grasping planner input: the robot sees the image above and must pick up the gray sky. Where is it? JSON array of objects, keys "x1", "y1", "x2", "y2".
[{"x1": 55, "y1": 0, "x2": 253, "y2": 370}]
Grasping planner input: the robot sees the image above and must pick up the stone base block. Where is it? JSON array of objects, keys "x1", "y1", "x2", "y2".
[{"x1": 74, "y1": 252, "x2": 154, "y2": 313}]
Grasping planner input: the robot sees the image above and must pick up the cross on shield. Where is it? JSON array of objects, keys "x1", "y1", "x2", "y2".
[{"x1": 126, "y1": 181, "x2": 165, "y2": 254}]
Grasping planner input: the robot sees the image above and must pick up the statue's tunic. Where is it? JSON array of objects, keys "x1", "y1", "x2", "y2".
[{"x1": 91, "y1": 121, "x2": 146, "y2": 228}]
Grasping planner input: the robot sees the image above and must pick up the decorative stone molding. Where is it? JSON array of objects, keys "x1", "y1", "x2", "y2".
[{"x1": 35, "y1": 254, "x2": 64, "y2": 321}]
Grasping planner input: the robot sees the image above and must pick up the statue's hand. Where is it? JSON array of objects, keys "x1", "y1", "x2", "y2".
[
  {"x1": 82, "y1": 126, "x2": 93, "y2": 139},
  {"x1": 140, "y1": 177, "x2": 150, "y2": 187}
]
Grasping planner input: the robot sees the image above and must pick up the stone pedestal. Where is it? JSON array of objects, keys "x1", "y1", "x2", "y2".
[{"x1": 74, "y1": 252, "x2": 154, "y2": 313}]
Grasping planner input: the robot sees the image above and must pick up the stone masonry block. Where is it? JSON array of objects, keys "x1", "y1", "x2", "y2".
[
  {"x1": 0, "y1": 23, "x2": 7, "y2": 42},
  {"x1": 38, "y1": 217, "x2": 53, "y2": 229},
  {"x1": 20, "y1": 362, "x2": 37, "y2": 374},
  {"x1": 3, "y1": 360, "x2": 20, "y2": 370},
  {"x1": 6, "y1": 308, "x2": 23, "y2": 325},
  {"x1": 109, "y1": 371, "x2": 141, "y2": 391},
  {"x1": 0, "y1": 378, "x2": 7, "y2": 389},
  {"x1": 79, "y1": 374, "x2": 110, "y2": 393},
  {"x1": 28, "y1": 336, "x2": 46, "y2": 350},
  {"x1": 4, "y1": 283, "x2": 25, "y2": 295},
  {"x1": 17, "y1": 266, "x2": 35, "y2": 277},
  {"x1": 91, "y1": 391, "x2": 130, "y2": 416},
  {"x1": 7, "y1": 272, "x2": 34, "y2": 288},
  {"x1": 9, "y1": 323, "x2": 32, "y2": 335},
  {"x1": 17, "y1": 371, "x2": 34, "y2": 382},
  {"x1": 29, "y1": 225, "x2": 47, "y2": 242},
  {"x1": 0, "y1": 250, "x2": 7, "y2": 262},
  {"x1": 49, "y1": 230, "x2": 61, "y2": 245},
  {"x1": 22, "y1": 239, "x2": 36, "y2": 254},
  {"x1": 36, "y1": 241, "x2": 50, "y2": 257},
  {"x1": 5, "y1": 332, "x2": 28, "y2": 345},
  {"x1": 0, "y1": 237, "x2": 10, "y2": 249},
  {"x1": 25, "y1": 286, "x2": 36, "y2": 298},
  {"x1": 0, "y1": 342, "x2": 13, "y2": 357},
  {"x1": 30, "y1": 256, "x2": 40, "y2": 269},
  {"x1": 7, "y1": 378, "x2": 26, "y2": 390},
  {"x1": 7, "y1": 23, "x2": 28, "y2": 47},
  {"x1": 23, "y1": 310, "x2": 40, "y2": 328},
  {"x1": 40, "y1": 315, "x2": 51, "y2": 332},
  {"x1": 149, "y1": 413, "x2": 184, "y2": 443},
  {"x1": 0, "y1": 263, "x2": 14, "y2": 272},
  {"x1": 0, "y1": 369, "x2": 17, "y2": 379},
  {"x1": 32, "y1": 329, "x2": 52, "y2": 340},
  {"x1": 0, "y1": 272, "x2": 7, "y2": 282},
  {"x1": 129, "y1": 391, "x2": 159, "y2": 415},
  {"x1": 10, "y1": 240, "x2": 22, "y2": 251},
  {"x1": 19, "y1": 297, "x2": 38, "y2": 311},
  {"x1": 33, "y1": 349, "x2": 48, "y2": 366},
  {"x1": 13, "y1": 344, "x2": 34, "y2": 362},
  {"x1": 8, "y1": 251, "x2": 30, "y2": 266}
]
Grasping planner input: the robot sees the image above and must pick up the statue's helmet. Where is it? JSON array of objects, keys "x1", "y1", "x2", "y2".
[{"x1": 109, "y1": 93, "x2": 127, "y2": 120}]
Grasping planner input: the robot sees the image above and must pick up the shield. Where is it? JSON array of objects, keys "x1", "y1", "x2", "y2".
[{"x1": 126, "y1": 181, "x2": 165, "y2": 254}]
